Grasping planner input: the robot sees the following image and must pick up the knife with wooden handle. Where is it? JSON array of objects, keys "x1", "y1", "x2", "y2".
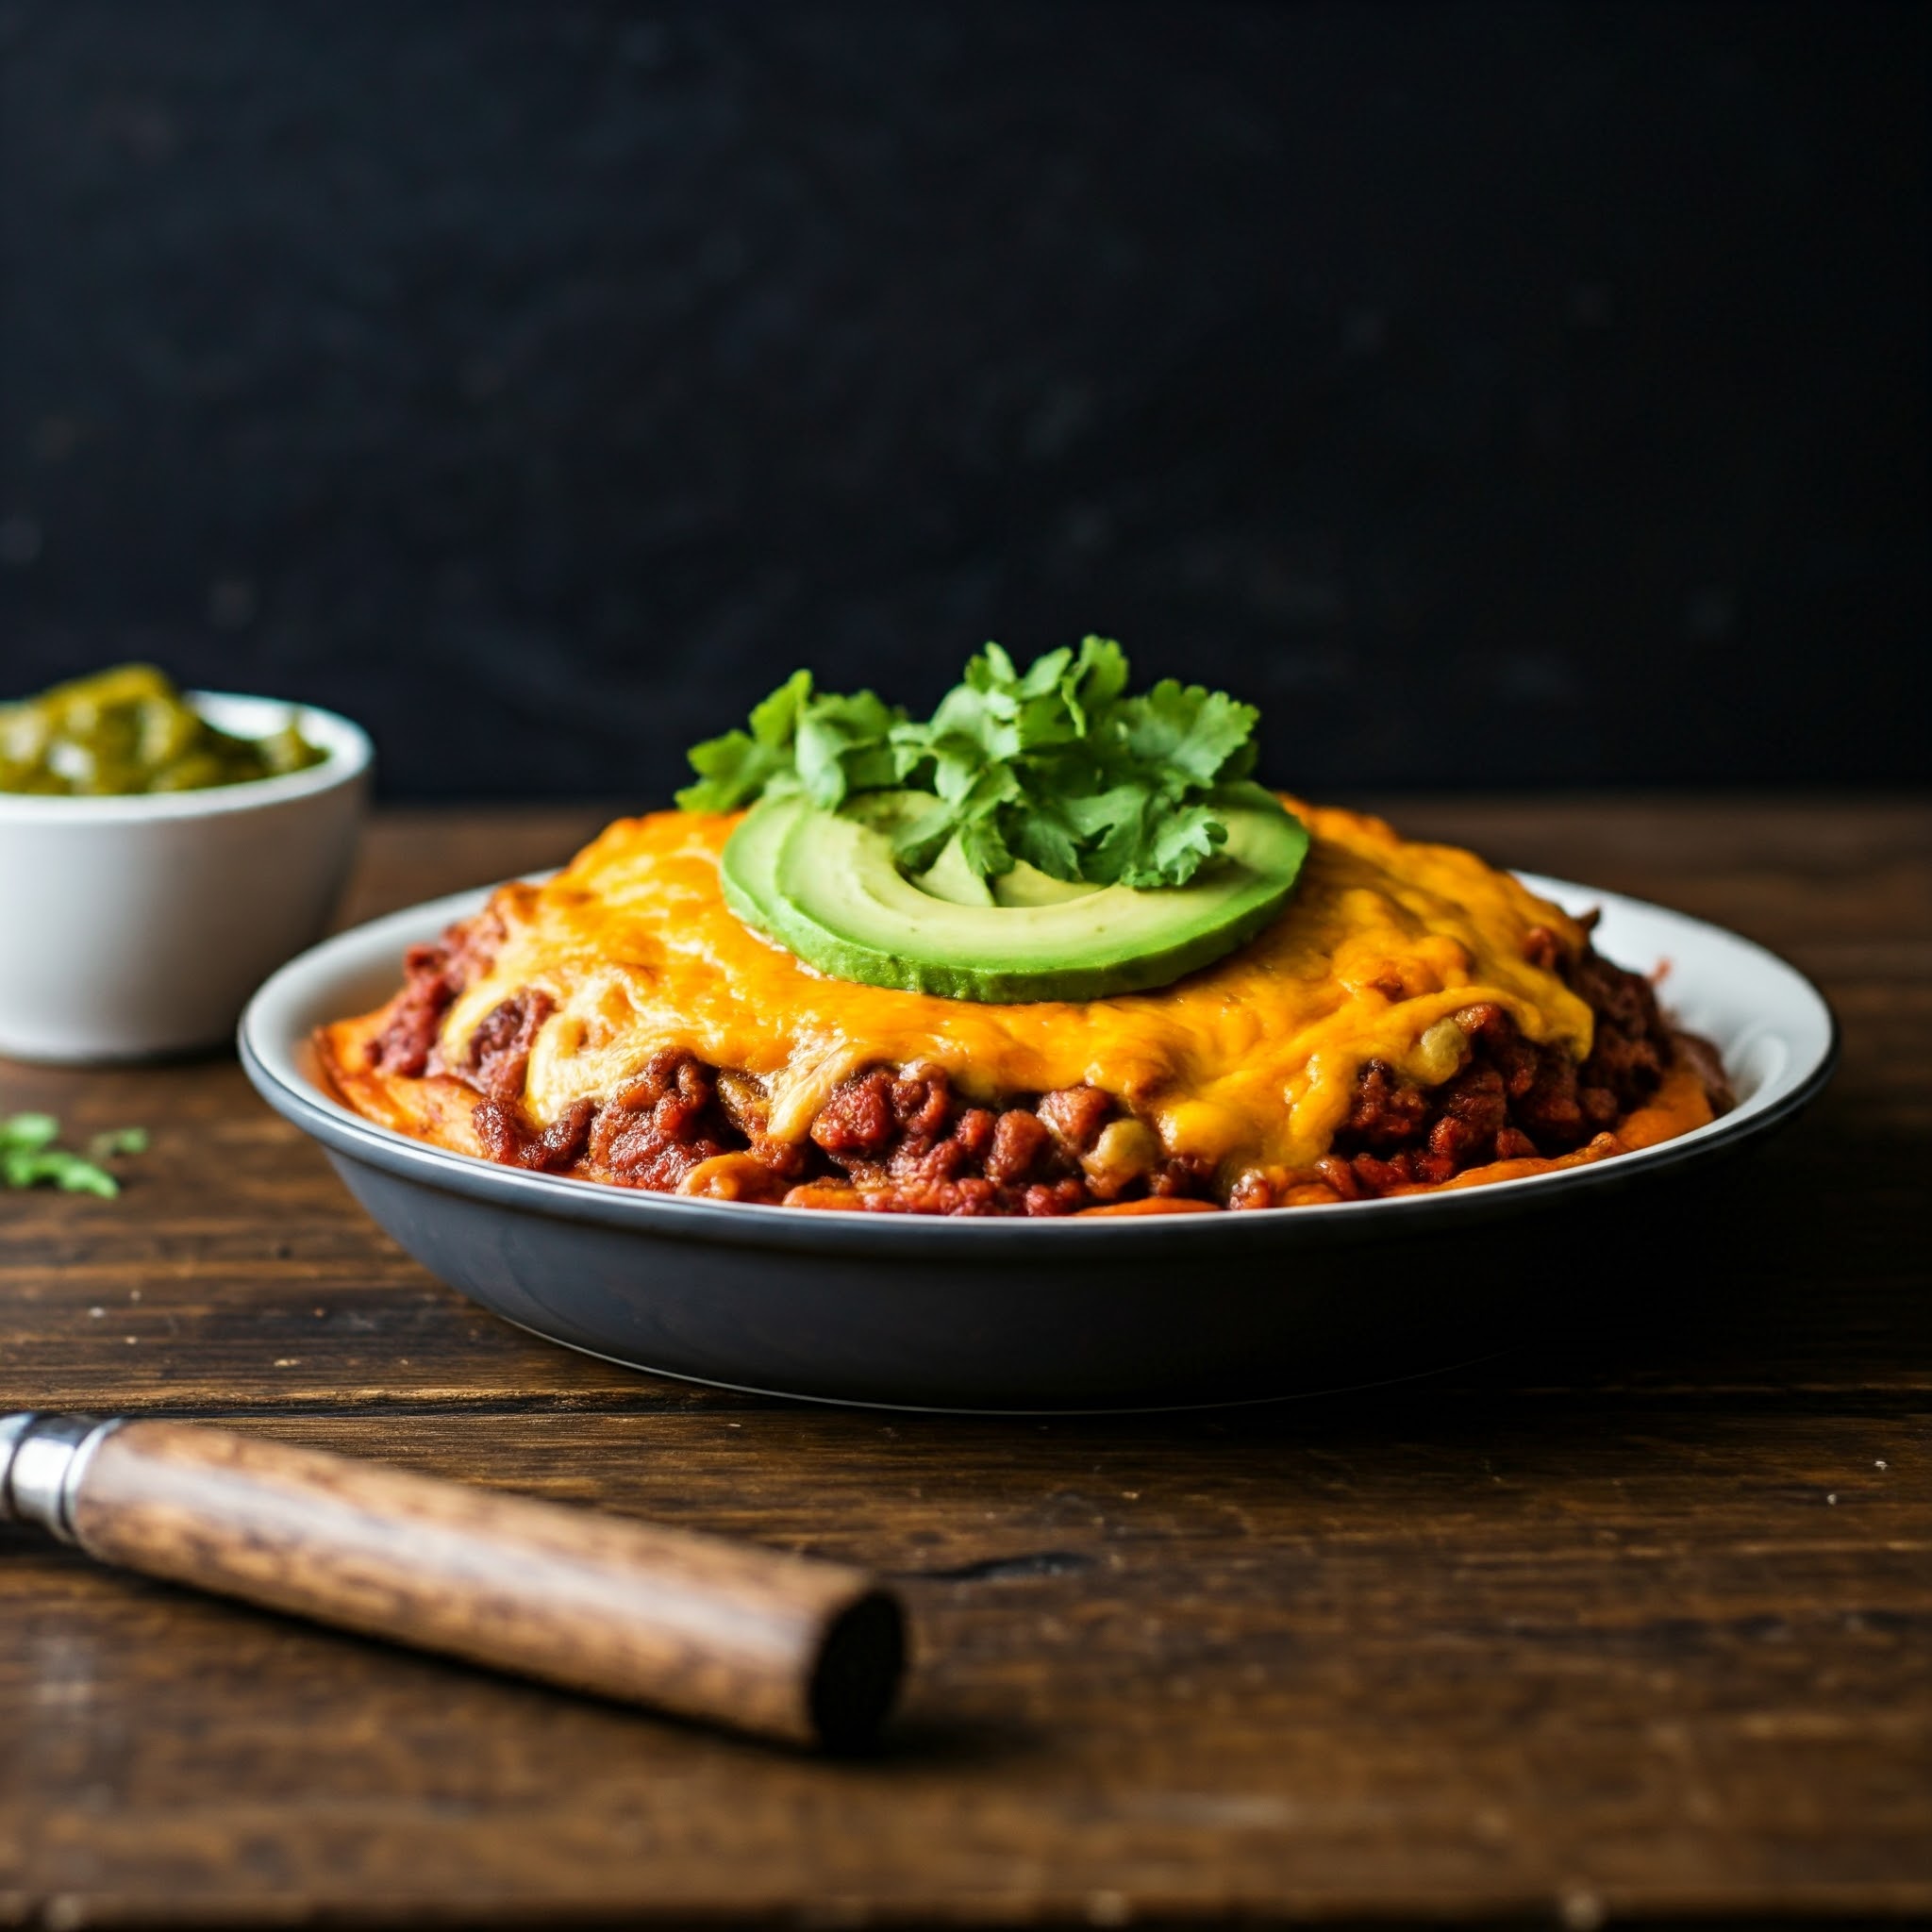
[{"x1": 0, "y1": 1411, "x2": 905, "y2": 1750}]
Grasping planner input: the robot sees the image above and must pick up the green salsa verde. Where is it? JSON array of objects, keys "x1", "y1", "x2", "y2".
[{"x1": 0, "y1": 664, "x2": 326, "y2": 796}]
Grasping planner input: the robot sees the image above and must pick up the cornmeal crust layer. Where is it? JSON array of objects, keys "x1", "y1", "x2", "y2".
[{"x1": 319, "y1": 799, "x2": 1727, "y2": 1214}]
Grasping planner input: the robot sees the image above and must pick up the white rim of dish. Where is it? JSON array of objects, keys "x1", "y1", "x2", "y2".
[
  {"x1": 241, "y1": 869, "x2": 1840, "y2": 1236},
  {"x1": 0, "y1": 691, "x2": 373, "y2": 822}
]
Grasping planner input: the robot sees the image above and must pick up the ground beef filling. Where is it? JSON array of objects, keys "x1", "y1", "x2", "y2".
[
  {"x1": 366, "y1": 911, "x2": 506, "y2": 1079},
  {"x1": 373, "y1": 933, "x2": 1700, "y2": 1214}
]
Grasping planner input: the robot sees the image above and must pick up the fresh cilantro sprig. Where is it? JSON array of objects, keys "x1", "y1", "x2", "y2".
[
  {"x1": 676, "y1": 638, "x2": 1265, "y2": 889},
  {"x1": 677, "y1": 670, "x2": 904, "y2": 819},
  {"x1": 1, "y1": 1114, "x2": 148, "y2": 1197}
]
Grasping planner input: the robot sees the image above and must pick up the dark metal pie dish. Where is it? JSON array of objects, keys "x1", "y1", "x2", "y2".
[{"x1": 241, "y1": 874, "x2": 1836, "y2": 1412}]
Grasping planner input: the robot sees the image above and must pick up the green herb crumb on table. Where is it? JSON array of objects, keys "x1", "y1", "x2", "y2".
[{"x1": 0, "y1": 1116, "x2": 148, "y2": 1196}]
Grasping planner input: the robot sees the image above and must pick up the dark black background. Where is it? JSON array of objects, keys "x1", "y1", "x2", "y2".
[{"x1": 1, "y1": 2, "x2": 1924, "y2": 800}]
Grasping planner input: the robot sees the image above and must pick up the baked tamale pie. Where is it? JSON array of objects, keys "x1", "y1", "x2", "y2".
[{"x1": 322, "y1": 642, "x2": 1731, "y2": 1216}]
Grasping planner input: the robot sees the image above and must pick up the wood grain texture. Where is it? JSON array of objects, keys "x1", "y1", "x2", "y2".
[
  {"x1": 1, "y1": 798, "x2": 1928, "y2": 1926},
  {"x1": 67, "y1": 1421, "x2": 902, "y2": 1750}
]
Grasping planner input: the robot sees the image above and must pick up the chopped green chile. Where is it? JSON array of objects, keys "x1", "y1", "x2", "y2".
[{"x1": 0, "y1": 663, "x2": 326, "y2": 795}]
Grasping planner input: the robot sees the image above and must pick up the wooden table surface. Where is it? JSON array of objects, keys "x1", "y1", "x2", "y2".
[{"x1": 2, "y1": 798, "x2": 1927, "y2": 1929}]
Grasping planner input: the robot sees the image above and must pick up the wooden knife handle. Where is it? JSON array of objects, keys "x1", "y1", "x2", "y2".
[{"x1": 44, "y1": 1418, "x2": 903, "y2": 1749}]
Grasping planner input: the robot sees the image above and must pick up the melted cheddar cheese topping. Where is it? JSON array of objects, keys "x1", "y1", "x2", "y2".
[{"x1": 426, "y1": 798, "x2": 1598, "y2": 1187}]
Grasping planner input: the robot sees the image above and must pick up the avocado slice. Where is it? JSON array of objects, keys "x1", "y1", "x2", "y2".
[
  {"x1": 719, "y1": 791, "x2": 809, "y2": 941},
  {"x1": 913, "y1": 833, "x2": 997, "y2": 908},
  {"x1": 991, "y1": 860, "x2": 1101, "y2": 909},
  {"x1": 723, "y1": 789, "x2": 1309, "y2": 1003}
]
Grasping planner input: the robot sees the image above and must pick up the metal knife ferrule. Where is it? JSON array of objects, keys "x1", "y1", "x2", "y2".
[{"x1": 0, "y1": 1411, "x2": 124, "y2": 1542}]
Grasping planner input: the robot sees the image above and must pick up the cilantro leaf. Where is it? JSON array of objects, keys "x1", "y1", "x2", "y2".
[
  {"x1": 1111, "y1": 680, "x2": 1258, "y2": 791},
  {"x1": 792, "y1": 689, "x2": 902, "y2": 809},
  {"x1": 675, "y1": 670, "x2": 812, "y2": 811},
  {"x1": 680, "y1": 638, "x2": 1269, "y2": 890},
  {"x1": 1132, "y1": 801, "x2": 1229, "y2": 888},
  {"x1": 677, "y1": 671, "x2": 903, "y2": 814},
  {"x1": 1010, "y1": 802, "x2": 1082, "y2": 880}
]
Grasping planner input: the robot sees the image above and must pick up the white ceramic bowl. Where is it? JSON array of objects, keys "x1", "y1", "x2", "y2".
[{"x1": 0, "y1": 691, "x2": 372, "y2": 1062}]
